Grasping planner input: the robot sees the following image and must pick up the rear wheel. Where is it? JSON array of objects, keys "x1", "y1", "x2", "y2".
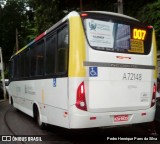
[
  {"x1": 155, "y1": 101, "x2": 160, "y2": 135},
  {"x1": 10, "y1": 97, "x2": 13, "y2": 105},
  {"x1": 155, "y1": 120, "x2": 160, "y2": 135},
  {"x1": 11, "y1": 97, "x2": 19, "y2": 112},
  {"x1": 33, "y1": 105, "x2": 46, "y2": 129}
]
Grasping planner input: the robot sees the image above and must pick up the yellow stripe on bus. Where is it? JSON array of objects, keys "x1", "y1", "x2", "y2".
[
  {"x1": 153, "y1": 30, "x2": 157, "y2": 79},
  {"x1": 16, "y1": 45, "x2": 27, "y2": 55},
  {"x1": 69, "y1": 16, "x2": 86, "y2": 77}
]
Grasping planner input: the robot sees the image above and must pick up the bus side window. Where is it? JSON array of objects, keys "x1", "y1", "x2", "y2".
[
  {"x1": 21, "y1": 53, "x2": 25, "y2": 78},
  {"x1": 30, "y1": 44, "x2": 36, "y2": 77},
  {"x1": 14, "y1": 55, "x2": 21, "y2": 79},
  {"x1": 24, "y1": 49, "x2": 30, "y2": 77},
  {"x1": 45, "y1": 34, "x2": 56, "y2": 75},
  {"x1": 57, "y1": 26, "x2": 69, "y2": 73},
  {"x1": 13, "y1": 58, "x2": 17, "y2": 78},
  {"x1": 30, "y1": 40, "x2": 45, "y2": 77},
  {"x1": 10, "y1": 59, "x2": 14, "y2": 79},
  {"x1": 36, "y1": 40, "x2": 45, "y2": 76}
]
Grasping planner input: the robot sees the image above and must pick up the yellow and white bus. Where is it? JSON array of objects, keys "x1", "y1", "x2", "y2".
[{"x1": 9, "y1": 11, "x2": 157, "y2": 129}]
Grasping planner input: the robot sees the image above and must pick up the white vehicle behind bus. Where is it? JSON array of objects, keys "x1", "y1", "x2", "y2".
[{"x1": 9, "y1": 11, "x2": 157, "y2": 129}]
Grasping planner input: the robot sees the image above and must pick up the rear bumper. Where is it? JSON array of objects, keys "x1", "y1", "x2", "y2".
[{"x1": 69, "y1": 105, "x2": 156, "y2": 129}]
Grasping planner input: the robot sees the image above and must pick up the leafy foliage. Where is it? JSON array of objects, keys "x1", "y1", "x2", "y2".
[
  {"x1": 137, "y1": 0, "x2": 160, "y2": 48},
  {"x1": 0, "y1": 0, "x2": 31, "y2": 63},
  {"x1": 28, "y1": 0, "x2": 119, "y2": 34},
  {"x1": 28, "y1": 0, "x2": 66, "y2": 34}
]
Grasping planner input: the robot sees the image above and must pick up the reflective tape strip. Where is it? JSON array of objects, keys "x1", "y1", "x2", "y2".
[{"x1": 84, "y1": 61, "x2": 155, "y2": 70}]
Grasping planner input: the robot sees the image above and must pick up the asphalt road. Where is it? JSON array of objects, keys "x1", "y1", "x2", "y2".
[{"x1": 1, "y1": 101, "x2": 160, "y2": 144}]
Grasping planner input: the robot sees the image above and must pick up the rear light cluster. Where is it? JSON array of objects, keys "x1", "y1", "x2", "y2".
[
  {"x1": 76, "y1": 82, "x2": 87, "y2": 111},
  {"x1": 148, "y1": 25, "x2": 153, "y2": 29},
  {"x1": 151, "y1": 83, "x2": 156, "y2": 107},
  {"x1": 81, "y1": 13, "x2": 88, "y2": 17},
  {"x1": 76, "y1": 82, "x2": 156, "y2": 111}
]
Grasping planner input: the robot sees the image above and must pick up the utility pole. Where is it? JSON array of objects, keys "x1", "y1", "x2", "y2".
[
  {"x1": 118, "y1": 0, "x2": 123, "y2": 14},
  {"x1": 16, "y1": 28, "x2": 19, "y2": 52},
  {"x1": 80, "y1": 0, "x2": 83, "y2": 11}
]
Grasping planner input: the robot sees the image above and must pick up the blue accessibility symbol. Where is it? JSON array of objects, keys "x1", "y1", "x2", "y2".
[
  {"x1": 89, "y1": 67, "x2": 98, "y2": 77},
  {"x1": 53, "y1": 78, "x2": 56, "y2": 87}
]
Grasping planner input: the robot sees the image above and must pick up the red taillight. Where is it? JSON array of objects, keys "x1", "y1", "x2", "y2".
[
  {"x1": 76, "y1": 82, "x2": 87, "y2": 111},
  {"x1": 90, "y1": 117, "x2": 96, "y2": 120},
  {"x1": 151, "y1": 83, "x2": 156, "y2": 107},
  {"x1": 81, "y1": 13, "x2": 88, "y2": 17},
  {"x1": 148, "y1": 25, "x2": 153, "y2": 29},
  {"x1": 141, "y1": 112, "x2": 146, "y2": 116}
]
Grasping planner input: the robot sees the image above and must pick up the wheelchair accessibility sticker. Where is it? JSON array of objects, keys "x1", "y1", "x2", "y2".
[
  {"x1": 53, "y1": 78, "x2": 56, "y2": 87},
  {"x1": 89, "y1": 67, "x2": 98, "y2": 77}
]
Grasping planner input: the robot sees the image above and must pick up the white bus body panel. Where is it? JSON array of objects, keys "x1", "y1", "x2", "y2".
[
  {"x1": 84, "y1": 44, "x2": 154, "y2": 113},
  {"x1": 10, "y1": 78, "x2": 69, "y2": 128},
  {"x1": 68, "y1": 46, "x2": 155, "y2": 128},
  {"x1": 69, "y1": 105, "x2": 155, "y2": 128},
  {"x1": 69, "y1": 76, "x2": 155, "y2": 128}
]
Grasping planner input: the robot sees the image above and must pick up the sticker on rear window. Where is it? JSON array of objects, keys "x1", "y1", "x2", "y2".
[
  {"x1": 128, "y1": 39, "x2": 144, "y2": 53},
  {"x1": 89, "y1": 67, "x2": 98, "y2": 77}
]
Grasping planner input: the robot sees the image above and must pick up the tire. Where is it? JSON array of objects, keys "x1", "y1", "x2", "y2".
[
  {"x1": 11, "y1": 97, "x2": 19, "y2": 112},
  {"x1": 155, "y1": 100, "x2": 160, "y2": 135},
  {"x1": 155, "y1": 120, "x2": 160, "y2": 135},
  {"x1": 34, "y1": 105, "x2": 46, "y2": 129},
  {"x1": 10, "y1": 97, "x2": 13, "y2": 105}
]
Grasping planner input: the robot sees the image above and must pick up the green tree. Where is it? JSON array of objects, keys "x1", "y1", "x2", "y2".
[
  {"x1": 0, "y1": 0, "x2": 31, "y2": 63},
  {"x1": 28, "y1": 0, "x2": 118, "y2": 34},
  {"x1": 124, "y1": 0, "x2": 157, "y2": 17},
  {"x1": 28, "y1": 0, "x2": 66, "y2": 34},
  {"x1": 137, "y1": 0, "x2": 160, "y2": 49}
]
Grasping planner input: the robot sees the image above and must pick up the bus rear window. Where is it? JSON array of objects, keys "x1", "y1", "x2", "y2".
[{"x1": 83, "y1": 17, "x2": 152, "y2": 55}]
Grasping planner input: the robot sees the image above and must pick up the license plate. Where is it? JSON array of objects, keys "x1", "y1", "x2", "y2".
[{"x1": 114, "y1": 115, "x2": 128, "y2": 122}]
